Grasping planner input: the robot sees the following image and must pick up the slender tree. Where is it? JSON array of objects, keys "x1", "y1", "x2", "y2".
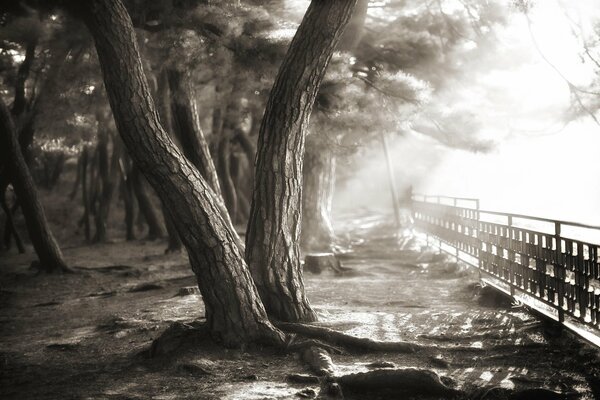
[
  {"x1": 0, "y1": 97, "x2": 69, "y2": 272},
  {"x1": 245, "y1": 0, "x2": 358, "y2": 322},
  {"x1": 167, "y1": 68, "x2": 223, "y2": 197}
]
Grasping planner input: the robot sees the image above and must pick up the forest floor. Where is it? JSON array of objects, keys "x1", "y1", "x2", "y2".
[{"x1": 1, "y1": 210, "x2": 600, "y2": 399}]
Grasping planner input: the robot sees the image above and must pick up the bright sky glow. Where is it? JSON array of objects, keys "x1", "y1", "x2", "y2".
[{"x1": 336, "y1": 0, "x2": 600, "y2": 226}]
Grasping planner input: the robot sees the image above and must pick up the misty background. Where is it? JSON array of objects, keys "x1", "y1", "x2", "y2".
[{"x1": 334, "y1": 0, "x2": 600, "y2": 227}]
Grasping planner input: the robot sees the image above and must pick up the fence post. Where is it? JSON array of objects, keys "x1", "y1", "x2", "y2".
[
  {"x1": 508, "y1": 215, "x2": 515, "y2": 296},
  {"x1": 555, "y1": 222, "x2": 565, "y2": 323},
  {"x1": 476, "y1": 199, "x2": 482, "y2": 281}
]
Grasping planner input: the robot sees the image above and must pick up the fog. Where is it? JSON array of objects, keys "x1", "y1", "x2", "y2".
[
  {"x1": 335, "y1": 0, "x2": 600, "y2": 228},
  {"x1": 335, "y1": 119, "x2": 600, "y2": 225}
]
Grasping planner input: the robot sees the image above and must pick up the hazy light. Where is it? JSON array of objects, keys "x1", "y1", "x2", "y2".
[{"x1": 336, "y1": 1, "x2": 600, "y2": 227}]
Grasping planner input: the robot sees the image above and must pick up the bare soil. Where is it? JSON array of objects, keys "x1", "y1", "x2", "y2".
[{"x1": 1, "y1": 211, "x2": 600, "y2": 399}]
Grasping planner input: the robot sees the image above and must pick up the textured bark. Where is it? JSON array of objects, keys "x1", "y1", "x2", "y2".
[
  {"x1": 301, "y1": 139, "x2": 336, "y2": 251},
  {"x1": 245, "y1": 0, "x2": 357, "y2": 322},
  {"x1": 0, "y1": 97, "x2": 68, "y2": 272},
  {"x1": 80, "y1": 0, "x2": 283, "y2": 346},
  {"x1": 167, "y1": 68, "x2": 222, "y2": 197}
]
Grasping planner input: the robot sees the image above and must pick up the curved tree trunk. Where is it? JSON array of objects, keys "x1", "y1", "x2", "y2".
[
  {"x1": 80, "y1": 0, "x2": 283, "y2": 347},
  {"x1": 301, "y1": 138, "x2": 336, "y2": 251},
  {"x1": 245, "y1": 0, "x2": 357, "y2": 322},
  {"x1": 0, "y1": 97, "x2": 69, "y2": 272}
]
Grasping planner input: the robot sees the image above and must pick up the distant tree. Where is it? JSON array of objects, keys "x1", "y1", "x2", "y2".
[{"x1": 0, "y1": 96, "x2": 69, "y2": 272}]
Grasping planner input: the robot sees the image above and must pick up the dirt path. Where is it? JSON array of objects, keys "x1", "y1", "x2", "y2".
[{"x1": 1, "y1": 213, "x2": 599, "y2": 399}]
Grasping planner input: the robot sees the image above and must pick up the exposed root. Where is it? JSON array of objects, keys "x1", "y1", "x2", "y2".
[
  {"x1": 148, "y1": 321, "x2": 210, "y2": 358},
  {"x1": 337, "y1": 368, "x2": 461, "y2": 398},
  {"x1": 285, "y1": 336, "x2": 344, "y2": 355},
  {"x1": 276, "y1": 322, "x2": 422, "y2": 353},
  {"x1": 469, "y1": 386, "x2": 579, "y2": 400},
  {"x1": 301, "y1": 346, "x2": 336, "y2": 376}
]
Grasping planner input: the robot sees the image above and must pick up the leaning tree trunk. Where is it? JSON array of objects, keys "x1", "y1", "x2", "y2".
[
  {"x1": 0, "y1": 97, "x2": 69, "y2": 272},
  {"x1": 79, "y1": 0, "x2": 283, "y2": 347},
  {"x1": 301, "y1": 138, "x2": 336, "y2": 251},
  {"x1": 245, "y1": 0, "x2": 358, "y2": 322}
]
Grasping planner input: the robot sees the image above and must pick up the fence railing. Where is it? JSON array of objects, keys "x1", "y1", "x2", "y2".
[{"x1": 412, "y1": 194, "x2": 600, "y2": 346}]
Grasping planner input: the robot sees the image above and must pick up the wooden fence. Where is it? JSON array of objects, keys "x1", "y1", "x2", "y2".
[{"x1": 412, "y1": 194, "x2": 600, "y2": 346}]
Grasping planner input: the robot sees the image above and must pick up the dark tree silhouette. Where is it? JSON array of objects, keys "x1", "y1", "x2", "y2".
[{"x1": 0, "y1": 97, "x2": 69, "y2": 273}]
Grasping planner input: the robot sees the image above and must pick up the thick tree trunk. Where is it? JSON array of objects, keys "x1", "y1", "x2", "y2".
[
  {"x1": 0, "y1": 97, "x2": 68, "y2": 272},
  {"x1": 245, "y1": 0, "x2": 357, "y2": 322},
  {"x1": 301, "y1": 139, "x2": 336, "y2": 251},
  {"x1": 80, "y1": 0, "x2": 283, "y2": 346}
]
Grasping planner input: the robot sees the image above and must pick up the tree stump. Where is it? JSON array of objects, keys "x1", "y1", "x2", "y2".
[{"x1": 304, "y1": 253, "x2": 344, "y2": 274}]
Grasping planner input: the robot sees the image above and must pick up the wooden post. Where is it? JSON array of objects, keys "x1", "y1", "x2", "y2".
[
  {"x1": 476, "y1": 199, "x2": 483, "y2": 281},
  {"x1": 508, "y1": 215, "x2": 515, "y2": 296},
  {"x1": 380, "y1": 132, "x2": 401, "y2": 229},
  {"x1": 555, "y1": 222, "x2": 565, "y2": 323}
]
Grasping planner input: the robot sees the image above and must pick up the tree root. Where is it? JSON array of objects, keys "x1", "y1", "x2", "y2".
[
  {"x1": 276, "y1": 322, "x2": 422, "y2": 353},
  {"x1": 337, "y1": 368, "x2": 461, "y2": 398},
  {"x1": 147, "y1": 321, "x2": 210, "y2": 358},
  {"x1": 285, "y1": 336, "x2": 344, "y2": 355},
  {"x1": 301, "y1": 346, "x2": 336, "y2": 376}
]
